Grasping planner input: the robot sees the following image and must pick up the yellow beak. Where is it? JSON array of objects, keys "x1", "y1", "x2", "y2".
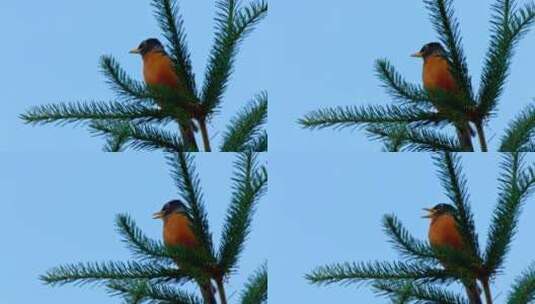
[
  {"x1": 152, "y1": 211, "x2": 164, "y2": 219},
  {"x1": 129, "y1": 48, "x2": 141, "y2": 54},
  {"x1": 422, "y1": 208, "x2": 435, "y2": 218},
  {"x1": 411, "y1": 51, "x2": 424, "y2": 58}
]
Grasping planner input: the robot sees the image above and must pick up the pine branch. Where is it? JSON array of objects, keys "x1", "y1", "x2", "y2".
[
  {"x1": 430, "y1": 246, "x2": 482, "y2": 279},
  {"x1": 218, "y1": 152, "x2": 267, "y2": 276},
  {"x1": 374, "y1": 281, "x2": 469, "y2": 304},
  {"x1": 389, "y1": 284, "x2": 413, "y2": 304},
  {"x1": 100, "y1": 122, "x2": 131, "y2": 152},
  {"x1": 484, "y1": 153, "x2": 535, "y2": 277},
  {"x1": 382, "y1": 215, "x2": 437, "y2": 263},
  {"x1": 478, "y1": 1, "x2": 535, "y2": 119},
  {"x1": 306, "y1": 261, "x2": 456, "y2": 286},
  {"x1": 100, "y1": 56, "x2": 153, "y2": 103},
  {"x1": 20, "y1": 101, "x2": 166, "y2": 126},
  {"x1": 90, "y1": 121, "x2": 189, "y2": 152},
  {"x1": 115, "y1": 214, "x2": 175, "y2": 265},
  {"x1": 425, "y1": 89, "x2": 473, "y2": 123},
  {"x1": 507, "y1": 264, "x2": 535, "y2": 304},
  {"x1": 115, "y1": 283, "x2": 146, "y2": 304},
  {"x1": 477, "y1": 0, "x2": 515, "y2": 118},
  {"x1": 500, "y1": 105, "x2": 535, "y2": 152},
  {"x1": 40, "y1": 261, "x2": 190, "y2": 287},
  {"x1": 220, "y1": 92, "x2": 268, "y2": 152},
  {"x1": 167, "y1": 153, "x2": 215, "y2": 260},
  {"x1": 366, "y1": 124, "x2": 463, "y2": 152},
  {"x1": 151, "y1": 0, "x2": 197, "y2": 97},
  {"x1": 299, "y1": 105, "x2": 444, "y2": 130},
  {"x1": 433, "y1": 153, "x2": 481, "y2": 259},
  {"x1": 108, "y1": 280, "x2": 203, "y2": 304},
  {"x1": 375, "y1": 59, "x2": 431, "y2": 108},
  {"x1": 147, "y1": 84, "x2": 201, "y2": 120},
  {"x1": 201, "y1": 0, "x2": 267, "y2": 117},
  {"x1": 241, "y1": 263, "x2": 268, "y2": 304},
  {"x1": 424, "y1": 0, "x2": 474, "y2": 103},
  {"x1": 245, "y1": 130, "x2": 267, "y2": 152}
]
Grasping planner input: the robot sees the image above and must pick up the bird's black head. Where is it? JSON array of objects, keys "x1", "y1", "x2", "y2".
[
  {"x1": 412, "y1": 42, "x2": 446, "y2": 59},
  {"x1": 130, "y1": 38, "x2": 165, "y2": 56},
  {"x1": 153, "y1": 199, "x2": 188, "y2": 219},
  {"x1": 423, "y1": 203, "x2": 457, "y2": 219}
]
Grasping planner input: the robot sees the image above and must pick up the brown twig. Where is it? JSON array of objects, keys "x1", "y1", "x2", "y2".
[
  {"x1": 475, "y1": 122, "x2": 489, "y2": 152},
  {"x1": 216, "y1": 277, "x2": 228, "y2": 304},
  {"x1": 198, "y1": 117, "x2": 212, "y2": 152},
  {"x1": 481, "y1": 277, "x2": 493, "y2": 304}
]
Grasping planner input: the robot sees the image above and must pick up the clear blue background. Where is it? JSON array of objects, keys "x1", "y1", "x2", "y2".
[
  {"x1": 269, "y1": 153, "x2": 535, "y2": 303},
  {"x1": 0, "y1": 153, "x2": 269, "y2": 303}
]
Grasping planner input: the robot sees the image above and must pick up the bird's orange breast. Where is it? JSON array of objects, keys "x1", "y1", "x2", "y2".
[
  {"x1": 163, "y1": 213, "x2": 199, "y2": 248},
  {"x1": 423, "y1": 56, "x2": 458, "y2": 93},
  {"x1": 142, "y1": 51, "x2": 181, "y2": 88},
  {"x1": 428, "y1": 214, "x2": 463, "y2": 250}
]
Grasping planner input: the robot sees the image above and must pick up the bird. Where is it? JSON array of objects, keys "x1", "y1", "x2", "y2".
[
  {"x1": 412, "y1": 42, "x2": 474, "y2": 150},
  {"x1": 153, "y1": 200, "x2": 216, "y2": 304},
  {"x1": 423, "y1": 204, "x2": 482, "y2": 304},
  {"x1": 130, "y1": 38, "x2": 198, "y2": 150}
]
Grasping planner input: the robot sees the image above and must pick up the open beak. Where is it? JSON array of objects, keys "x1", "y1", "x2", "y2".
[
  {"x1": 411, "y1": 51, "x2": 423, "y2": 58},
  {"x1": 422, "y1": 208, "x2": 435, "y2": 218},
  {"x1": 152, "y1": 211, "x2": 164, "y2": 219},
  {"x1": 129, "y1": 48, "x2": 141, "y2": 54}
]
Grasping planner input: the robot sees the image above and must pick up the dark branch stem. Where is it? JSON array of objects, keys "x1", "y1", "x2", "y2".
[
  {"x1": 177, "y1": 119, "x2": 199, "y2": 151},
  {"x1": 199, "y1": 281, "x2": 216, "y2": 304},
  {"x1": 456, "y1": 124, "x2": 474, "y2": 152},
  {"x1": 216, "y1": 277, "x2": 228, "y2": 304},
  {"x1": 464, "y1": 282, "x2": 483, "y2": 304},
  {"x1": 482, "y1": 277, "x2": 493, "y2": 304},
  {"x1": 198, "y1": 118, "x2": 212, "y2": 152},
  {"x1": 475, "y1": 122, "x2": 488, "y2": 152}
]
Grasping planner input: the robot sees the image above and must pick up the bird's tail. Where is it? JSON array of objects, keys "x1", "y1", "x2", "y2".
[
  {"x1": 199, "y1": 281, "x2": 217, "y2": 304},
  {"x1": 463, "y1": 279, "x2": 482, "y2": 304}
]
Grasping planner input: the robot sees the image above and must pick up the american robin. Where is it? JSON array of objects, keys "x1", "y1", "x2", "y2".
[
  {"x1": 130, "y1": 38, "x2": 198, "y2": 150},
  {"x1": 423, "y1": 204, "x2": 481, "y2": 304},
  {"x1": 412, "y1": 42, "x2": 473, "y2": 150},
  {"x1": 153, "y1": 200, "x2": 215, "y2": 304}
]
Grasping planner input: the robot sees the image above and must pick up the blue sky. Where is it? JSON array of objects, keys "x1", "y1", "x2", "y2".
[
  {"x1": 0, "y1": 152, "x2": 269, "y2": 303},
  {"x1": 269, "y1": 153, "x2": 535, "y2": 303}
]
